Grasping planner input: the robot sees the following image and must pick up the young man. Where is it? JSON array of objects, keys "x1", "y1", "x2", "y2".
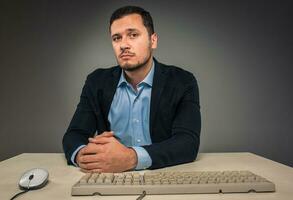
[{"x1": 62, "y1": 6, "x2": 201, "y2": 173}]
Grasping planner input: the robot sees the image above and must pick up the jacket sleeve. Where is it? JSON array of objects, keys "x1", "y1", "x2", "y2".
[
  {"x1": 62, "y1": 76, "x2": 97, "y2": 165},
  {"x1": 143, "y1": 74, "x2": 201, "y2": 169}
]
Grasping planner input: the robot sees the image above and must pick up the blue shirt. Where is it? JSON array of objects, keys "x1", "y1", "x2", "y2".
[{"x1": 71, "y1": 61, "x2": 154, "y2": 170}]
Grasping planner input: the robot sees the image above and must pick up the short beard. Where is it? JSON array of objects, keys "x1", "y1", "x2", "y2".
[{"x1": 120, "y1": 52, "x2": 152, "y2": 72}]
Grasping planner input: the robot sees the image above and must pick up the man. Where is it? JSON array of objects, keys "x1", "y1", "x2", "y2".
[{"x1": 62, "y1": 6, "x2": 201, "y2": 173}]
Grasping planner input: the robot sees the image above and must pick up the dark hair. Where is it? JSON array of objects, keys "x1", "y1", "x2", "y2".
[{"x1": 110, "y1": 6, "x2": 154, "y2": 35}]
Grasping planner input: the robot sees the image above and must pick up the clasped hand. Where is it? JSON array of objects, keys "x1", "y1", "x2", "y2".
[{"x1": 76, "y1": 131, "x2": 137, "y2": 173}]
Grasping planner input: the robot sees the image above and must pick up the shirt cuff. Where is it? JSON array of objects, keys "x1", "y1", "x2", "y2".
[
  {"x1": 71, "y1": 145, "x2": 86, "y2": 167},
  {"x1": 132, "y1": 146, "x2": 152, "y2": 170}
]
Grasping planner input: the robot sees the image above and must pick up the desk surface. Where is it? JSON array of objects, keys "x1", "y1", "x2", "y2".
[{"x1": 0, "y1": 152, "x2": 292, "y2": 200}]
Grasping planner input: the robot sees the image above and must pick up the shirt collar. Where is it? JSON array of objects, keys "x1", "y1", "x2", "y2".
[{"x1": 117, "y1": 59, "x2": 155, "y2": 88}]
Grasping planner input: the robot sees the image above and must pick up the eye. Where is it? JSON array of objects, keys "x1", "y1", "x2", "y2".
[
  {"x1": 112, "y1": 36, "x2": 121, "y2": 42},
  {"x1": 129, "y1": 33, "x2": 138, "y2": 39}
]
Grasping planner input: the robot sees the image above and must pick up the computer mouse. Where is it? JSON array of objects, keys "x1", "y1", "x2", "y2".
[{"x1": 19, "y1": 168, "x2": 49, "y2": 190}]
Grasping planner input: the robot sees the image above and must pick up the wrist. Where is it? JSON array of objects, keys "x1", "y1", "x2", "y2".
[{"x1": 126, "y1": 148, "x2": 138, "y2": 170}]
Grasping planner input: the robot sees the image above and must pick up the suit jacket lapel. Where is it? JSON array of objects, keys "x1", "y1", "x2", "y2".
[
  {"x1": 150, "y1": 59, "x2": 168, "y2": 138},
  {"x1": 102, "y1": 67, "x2": 121, "y2": 129}
]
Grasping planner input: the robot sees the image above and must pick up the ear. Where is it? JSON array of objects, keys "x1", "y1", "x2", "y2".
[{"x1": 150, "y1": 33, "x2": 158, "y2": 49}]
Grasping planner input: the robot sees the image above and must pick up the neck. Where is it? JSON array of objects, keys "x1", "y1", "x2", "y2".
[{"x1": 124, "y1": 57, "x2": 153, "y2": 89}]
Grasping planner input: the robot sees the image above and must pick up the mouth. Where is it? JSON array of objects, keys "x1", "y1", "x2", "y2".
[{"x1": 120, "y1": 53, "x2": 135, "y2": 59}]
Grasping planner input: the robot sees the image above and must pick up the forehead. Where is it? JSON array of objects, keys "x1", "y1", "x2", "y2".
[{"x1": 110, "y1": 14, "x2": 147, "y2": 35}]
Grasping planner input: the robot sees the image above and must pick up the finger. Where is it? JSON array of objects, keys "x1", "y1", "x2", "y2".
[
  {"x1": 88, "y1": 131, "x2": 114, "y2": 143},
  {"x1": 78, "y1": 152, "x2": 106, "y2": 166},
  {"x1": 79, "y1": 161, "x2": 102, "y2": 171},
  {"x1": 80, "y1": 166, "x2": 102, "y2": 173},
  {"x1": 80, "y1": 168, "x2": 91, "y2": 173},
  {"x1": 90, "y1": 168, "x2": 103, "y2": 173},
  {"x1": 80, "y1": 143, "x2": 103, "y2": 155},
  {"x1": 89, "y1": 136, "x2": 113, "y2": 144},
  {"x1": 80, "y1": 168, "x2": 103, "y2": 173},
  {"x1": 95, "y1": 131, "x2": 114, "y2": 139},
  {"x1": 79, "y1": 154, "x2": 102, "y2": 164}
]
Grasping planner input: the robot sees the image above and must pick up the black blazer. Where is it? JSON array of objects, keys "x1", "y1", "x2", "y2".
[{"x1": 62, "y1": 58, "x2": 201, "y2": 169}]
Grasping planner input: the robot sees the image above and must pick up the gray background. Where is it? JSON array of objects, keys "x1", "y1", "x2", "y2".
[{"x1": 1, "y1": 0, "x2": 292, "y2": 167}]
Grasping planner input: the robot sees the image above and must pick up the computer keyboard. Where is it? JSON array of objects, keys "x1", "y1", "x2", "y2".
[{"x1": 71, "y1": 170, "x2": 275, "y2": 196}]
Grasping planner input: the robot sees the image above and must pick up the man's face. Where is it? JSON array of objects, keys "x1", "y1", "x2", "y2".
[{"x1": 110, "y1": 14, "x2": 157, "y2": 71}]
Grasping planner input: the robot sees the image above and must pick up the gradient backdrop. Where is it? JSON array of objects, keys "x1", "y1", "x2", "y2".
[{"x1": 1, "y1": 0, "x2": 292, "y2": 167}]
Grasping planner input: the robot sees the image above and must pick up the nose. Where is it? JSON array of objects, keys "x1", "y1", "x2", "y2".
[{"x1": 120, "y1": 37, "x2": 130, "y2": 51}]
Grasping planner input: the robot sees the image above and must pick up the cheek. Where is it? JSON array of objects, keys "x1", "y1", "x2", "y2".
[
  {"x1": 134, "y1": 40, "x2": 150, "y2": 54},
  {"x1": 112, "y1": 45, "x2": 120, "y2": 55}
]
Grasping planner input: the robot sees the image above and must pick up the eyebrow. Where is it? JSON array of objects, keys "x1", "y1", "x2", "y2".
[{"x1": 111, "y1": 28, "x2": 140, "y2": 38}]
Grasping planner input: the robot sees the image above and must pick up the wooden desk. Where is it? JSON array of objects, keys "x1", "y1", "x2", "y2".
[{"x1": 0, "y1": 153, "x2": 292, "y2": 199}]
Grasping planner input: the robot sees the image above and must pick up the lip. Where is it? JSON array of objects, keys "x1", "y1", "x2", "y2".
[{"x1": 120, "y1": 54, "x2": 134, "y2": 59}]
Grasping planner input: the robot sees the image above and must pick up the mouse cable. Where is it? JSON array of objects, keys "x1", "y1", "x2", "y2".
[
  {"x1": 10, "y1": 189, "x2": 30, "y2": 200},
  {"x1": 136, "y1": 191, "x2": 146, "y2": 200}
]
